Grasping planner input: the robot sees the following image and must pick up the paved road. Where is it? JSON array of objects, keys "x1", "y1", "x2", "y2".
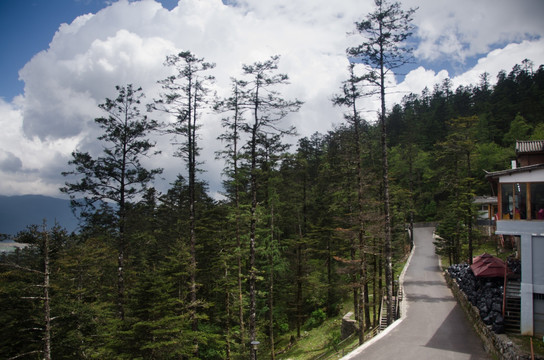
[{"x1": 343, "y1": 227, "x2": 491, "y2": 360}]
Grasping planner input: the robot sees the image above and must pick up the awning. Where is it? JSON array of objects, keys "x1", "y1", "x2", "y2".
[{"x1": 470, "y1": 253, "x2": 509, "y2": 278}]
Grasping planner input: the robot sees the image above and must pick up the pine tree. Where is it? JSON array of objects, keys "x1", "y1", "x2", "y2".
[
  {"x1": 0, "y1": 222, "x2": 68, "y2": 360},
  {"x1": 348, "y1": 0, "x2": 417, "y2": 325},
  {"x1": 61, "y1": 84, "x2": 162, "y2": 321},
  {"x1": 435, "y1": 116, "x2": 478, "y2": 264},
  {"x1": 215, "y1": 78, "x2": 249, "y2": 354},
  {"x1": 154, "y1": 51, "x2": 215, "y2": 354},
  {"x1": 332, "y1": 63, "x2": 370, "y2": 344},
  {"x1": 239, "y1": 55, "x2": 302, "y2": 359}
]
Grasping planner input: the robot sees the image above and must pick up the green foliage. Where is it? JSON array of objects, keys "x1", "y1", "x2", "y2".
[
  {"x1": 503, "y1": 113, "x2": 532, "y2": 145},
  {"x1": 304, "y1": 309, "x2": 327, "y2": 330},
  {"x1": 3, "y1": 44, "x2": 543, "y2": 360},
  {"x1": 61, "y1": 84, "x2": 162, "y2": 220},
  {"x1": 531, "y1": 123, "x2": 544, "y2": 140}
]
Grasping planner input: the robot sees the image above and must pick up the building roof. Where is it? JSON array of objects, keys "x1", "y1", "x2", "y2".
[
  {"x1": 473, "y1": 196, "x2": 497, "y2": 205},
  {"x1": 516, "y1": 140, "x2": 544, "y2": 154},
  {"x1": 485, "y1": 163, "x2": 544, "y2": 180}
]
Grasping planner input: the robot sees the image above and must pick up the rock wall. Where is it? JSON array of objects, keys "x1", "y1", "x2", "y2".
[
  {"x1": 341, "y1": 312, "x2": 357, "y2": 340},
  {"x1": 445, "y1": 271, "x2": 543, "y2": 360},
  {"x1": 447, "y1": 263, "x2": 505, "y2": 333}
]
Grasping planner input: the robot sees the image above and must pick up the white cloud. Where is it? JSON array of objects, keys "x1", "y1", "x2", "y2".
[
  {"x1": 1, "y1": 0, "x2": 544, "y2": 197},
  {"x1": 451, "y1": 39, "x2": 544, "y2": 88},
  {"x1": 407, "y1": 0, "x2": 544, "y2": 62},
  {"x1": 0, "y1": 99, "x2": 80, "y2": 195},
  {"x1": 391, "y1": 66, "x2": 450, "y2": 106}
]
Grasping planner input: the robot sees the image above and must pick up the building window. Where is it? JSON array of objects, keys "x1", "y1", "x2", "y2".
[
  {"x1": 501, "y1": 183, "x2": 527, "y2": 219},
  {"x1": 500, "y1": 182, "x2": 544, "y2": 220},
  {"x1": 515, "y1": 183, "x2": 527, "y2": 219},
  {"x1": 501, "y1": 183, "x2": 514, "y2": 219},
  {"x1": 531, "y1": 183, "x2": 544, "y2": 219}
]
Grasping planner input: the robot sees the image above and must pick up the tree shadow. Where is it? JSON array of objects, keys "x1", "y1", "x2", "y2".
[
  {"x1": 403, "y1": 280, "x2": 445, "y2": 287},
  {"x1": 405, "y1": 293, "x2": 454, "y2": 303},
  {"x1": 424, "y1": 304, "x2": 488, "y2": 358}
]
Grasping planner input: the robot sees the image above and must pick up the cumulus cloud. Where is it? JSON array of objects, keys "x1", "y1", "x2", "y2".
[
  {"x1": 451, "y1": 39, "x2": 544, "y2": 87},
  {"x1": 0, "y1": 151, "x2": 22, "y2": 173},
  {"x1": 1, "y1": 0, "x2": 544, "y2": 197},
  {"x1": 0, "y1": 99, "x2": 80, "y2": 195},
  {"x1": 407, "y1": 0, "x2": 544, "y2": 63}
]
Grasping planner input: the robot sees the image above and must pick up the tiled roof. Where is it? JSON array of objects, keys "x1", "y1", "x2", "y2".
[
  {"x1": 516, "y1": 140, "x2": 544, "y2": 153},
  {"x1": 485, "y1": 163, "x2": 544, "y2": 179}
]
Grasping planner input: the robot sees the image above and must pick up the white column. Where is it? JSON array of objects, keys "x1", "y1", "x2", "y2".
[{"x1": 520, "y1": 233, "x2": 534, "y2": 336}]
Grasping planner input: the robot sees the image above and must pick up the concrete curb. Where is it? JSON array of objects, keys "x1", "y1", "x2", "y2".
[{"x1": 339, "y1": 240, "x2": 416, "y2": 360}]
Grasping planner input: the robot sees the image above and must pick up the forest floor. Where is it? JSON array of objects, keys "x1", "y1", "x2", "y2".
[{"x1": 277, "y1": 252, "x2": 410, "y2": 359}]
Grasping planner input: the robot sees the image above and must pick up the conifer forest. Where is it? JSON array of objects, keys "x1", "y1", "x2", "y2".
[{"x1": 2, "y1": 0, "x2": 544, "y2": 359}]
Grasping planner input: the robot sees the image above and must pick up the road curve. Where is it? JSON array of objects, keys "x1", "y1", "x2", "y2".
[{"x1": 342, "y1": 227, "x2": 491, "y2": 360}]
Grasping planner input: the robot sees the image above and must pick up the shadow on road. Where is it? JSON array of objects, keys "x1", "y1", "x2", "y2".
[
  {"x1": 403, "y1": 280, "x2": 444, "y2": 287},
  {"x1": 425, "y1": 304, "x2": 486, "y2": 358},
  {"x1": 406, "y1": 293, "x2": 455, "y2": 303}
]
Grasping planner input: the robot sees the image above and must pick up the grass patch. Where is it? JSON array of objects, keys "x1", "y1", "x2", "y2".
[
  {"x1": 510, "y1": 335, "x2": 544, "y2": 358},
  {"x1": 277, "y1": 252, "x2": 411, "y2": 359},
  {"x1": 438, "y1": 235, "x2": 516, "y2": 270},
  {"x1": 276, "y1": 315, "x2": 344, "y2": 360}
]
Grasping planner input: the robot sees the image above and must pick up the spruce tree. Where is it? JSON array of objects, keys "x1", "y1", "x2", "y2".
[
  {"x1": 61, "y1": 84, "x2": 162, "y2": 321},
  {"x1": 240, "y1": 55, "x2": 302, "y2": 359},
  {"x1": 348, "y1": 0, "x2": 417, "y2": 325},
  {"x1": 215, "y1": 78, "x2": 249, "y2": 354},
  {"x1": 154, "y1": 51, "x2": 215, "y2": 354},
  {"x1": 332, "y1": 63, "x2": 370, "y2": 344}
]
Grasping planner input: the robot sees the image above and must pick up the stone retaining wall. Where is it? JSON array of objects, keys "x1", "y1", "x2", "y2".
[
  {"x1": 445, "y1": 271, "x2": 543, "y2": 360},
  {"x1": 341, "y1": 312, "x2": 357, "y2": 340}
]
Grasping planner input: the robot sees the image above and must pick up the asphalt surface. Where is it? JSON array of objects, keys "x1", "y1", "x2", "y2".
[{"x1": 343, "y1": 227, "x2": 491, "y2": 360}]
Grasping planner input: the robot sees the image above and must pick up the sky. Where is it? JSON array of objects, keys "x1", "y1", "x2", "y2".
[{"x1": 0, "y1": 0, "x2": 543, "y2": 200}]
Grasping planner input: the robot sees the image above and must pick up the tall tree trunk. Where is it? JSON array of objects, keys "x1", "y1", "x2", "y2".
[
  {"x1": 378, "y1": 247, "x2": 383, "y2": 324},
  {"x1": 249, "y1": 104, "x2": 259, "y2": 360},
  {"x1": 408, "y1": 145, "x2": 415, "y2": 250},
  {"x1": 43, "y1": 225, "x2": 52, "y2": 360},
  {"x1": 118, "y1": 110, "x2": 127, "y2": 321},
  {"x1": 235, "y1": 136, "x2": 246, "y2": 353},
  {"x1": 379, "y1": 29, "x2": 394, "y2": 327},
  {"x1": 364, "y1": 281, "x2": 371, "y2": 329},
  {"x1": 453, "y1": 157, "x2": 461, "y2": 265},
  {"x1": 358, "y1": 248, "x2": 365, "y2": 345},
  {"x1": 296, "y1": 174, "x2": 307, "y2": 338},
  {"x1": 225, "y1": 264, "x2": 232, "y2": 360},
  {"x1": 351, "y1": 236, "x2": 358, "y2": 322},
  {"x1": 117, "y1": 207, "x2": 125, "y2": 321},
  {"x1": 227, "y1": 82, "x2": 245, "y2": 351},
  {"x1": 326, "y1": 237, "x2": 333, "y2": 317},
  {"x1": 355, "y1": 119, "x2": 367, "y2": 345},
  {"x1": 189, "y1": 78, "x2": 199, "y2": 357},
  {"x1": 296, "y1": 226, "x2": 303, "y2": 338},
  {"x1": 372, "y1": 246, "x2": 378, "y2": 327},
  {"x1": 467, "y1": 151, "x2": 473, "y2": 264},
  {"x1": 117, "y1": 239, "x2": 125, "y2": 321},
  {"x1": 269, "y1": 204, "x2": 275, "y2": 360}
]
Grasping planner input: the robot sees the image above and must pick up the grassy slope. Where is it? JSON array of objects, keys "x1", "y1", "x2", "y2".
[{"x1": 277, "y1": 253, "x2": 410, "y2": 359}]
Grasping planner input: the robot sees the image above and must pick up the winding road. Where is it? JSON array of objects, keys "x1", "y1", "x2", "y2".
[{"x1": 342, "y1": 227, "x2": 491, "y2": 360}]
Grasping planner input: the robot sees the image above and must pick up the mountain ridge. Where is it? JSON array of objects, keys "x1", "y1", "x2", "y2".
[{"x1": 0, "y1": 194, "x2": 78, "y2": 235}]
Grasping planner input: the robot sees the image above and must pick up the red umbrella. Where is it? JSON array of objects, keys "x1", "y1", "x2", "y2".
[{"x1": 470, "y1": 253, "x2": 509, "y2": 278}]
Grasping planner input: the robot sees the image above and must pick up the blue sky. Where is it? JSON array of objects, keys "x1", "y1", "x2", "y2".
[
  {"x1": 0, "y1": 0, "x2": 543, "y2": 198},
  {"x1": 0, "y1": 0, "x2": 178, "y2": 101}
]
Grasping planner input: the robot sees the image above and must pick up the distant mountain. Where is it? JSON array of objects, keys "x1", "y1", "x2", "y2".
[{"x1": 0, "y1": 195, "x2": 79, "y2": 235}]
